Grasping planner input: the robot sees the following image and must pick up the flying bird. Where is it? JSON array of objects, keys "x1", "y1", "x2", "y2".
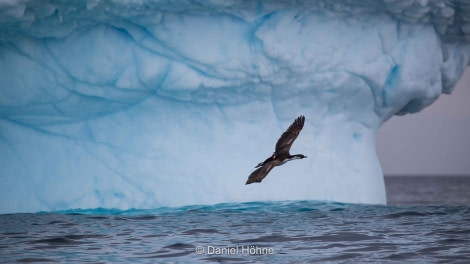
[{"x1": 245, "y1": 115, "x2": 307, "y2": 185}]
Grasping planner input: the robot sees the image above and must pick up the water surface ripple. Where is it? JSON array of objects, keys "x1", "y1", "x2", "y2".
[{"x1": 1, "y1": 200, "x2": 469, "y2": 263}]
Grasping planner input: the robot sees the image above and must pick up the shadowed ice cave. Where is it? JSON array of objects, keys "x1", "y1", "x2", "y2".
[{"x1": 1, "y1": 0, "x2": 469, "y2": 213}]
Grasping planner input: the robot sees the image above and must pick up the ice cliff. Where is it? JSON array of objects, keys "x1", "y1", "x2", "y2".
[{"x1": 1, "y1": 0, "x2": 469, "y2": 213}]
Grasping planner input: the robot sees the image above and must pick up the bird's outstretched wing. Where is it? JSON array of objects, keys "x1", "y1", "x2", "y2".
[
  {"x1": 245, "y1": 162, "x2": 275, "y2": 184},
  {"x1": 275, "y1": 115, "x2": 305, "y2": 154}
]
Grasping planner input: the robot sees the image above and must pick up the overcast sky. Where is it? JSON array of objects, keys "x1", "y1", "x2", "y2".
[{"x1": 376, "y1": 68, "x2": 470, "y2": 176}]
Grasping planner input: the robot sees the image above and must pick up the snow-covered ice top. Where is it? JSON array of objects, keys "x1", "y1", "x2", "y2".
[{"x1": 0, "y1": 0, "x2": 469, "y2": 213}]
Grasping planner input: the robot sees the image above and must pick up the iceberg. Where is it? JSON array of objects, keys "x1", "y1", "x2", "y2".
[{"x1": 0, "y1": 0, "x2": 469, "y2": 213}]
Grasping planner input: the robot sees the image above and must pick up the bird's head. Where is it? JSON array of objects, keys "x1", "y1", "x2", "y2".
[{"x1": 293, "y1": 154, "x2": 307, "y2": 159}]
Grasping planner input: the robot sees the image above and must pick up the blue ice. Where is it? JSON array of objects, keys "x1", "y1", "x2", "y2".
[{"x1": 0, "y1": 0, "x2": 469, "y2": 213}]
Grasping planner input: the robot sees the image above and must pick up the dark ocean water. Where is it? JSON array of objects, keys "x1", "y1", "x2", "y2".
[{"x1": 1, "y1": 176, "x2": 470, "y2": 263}]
